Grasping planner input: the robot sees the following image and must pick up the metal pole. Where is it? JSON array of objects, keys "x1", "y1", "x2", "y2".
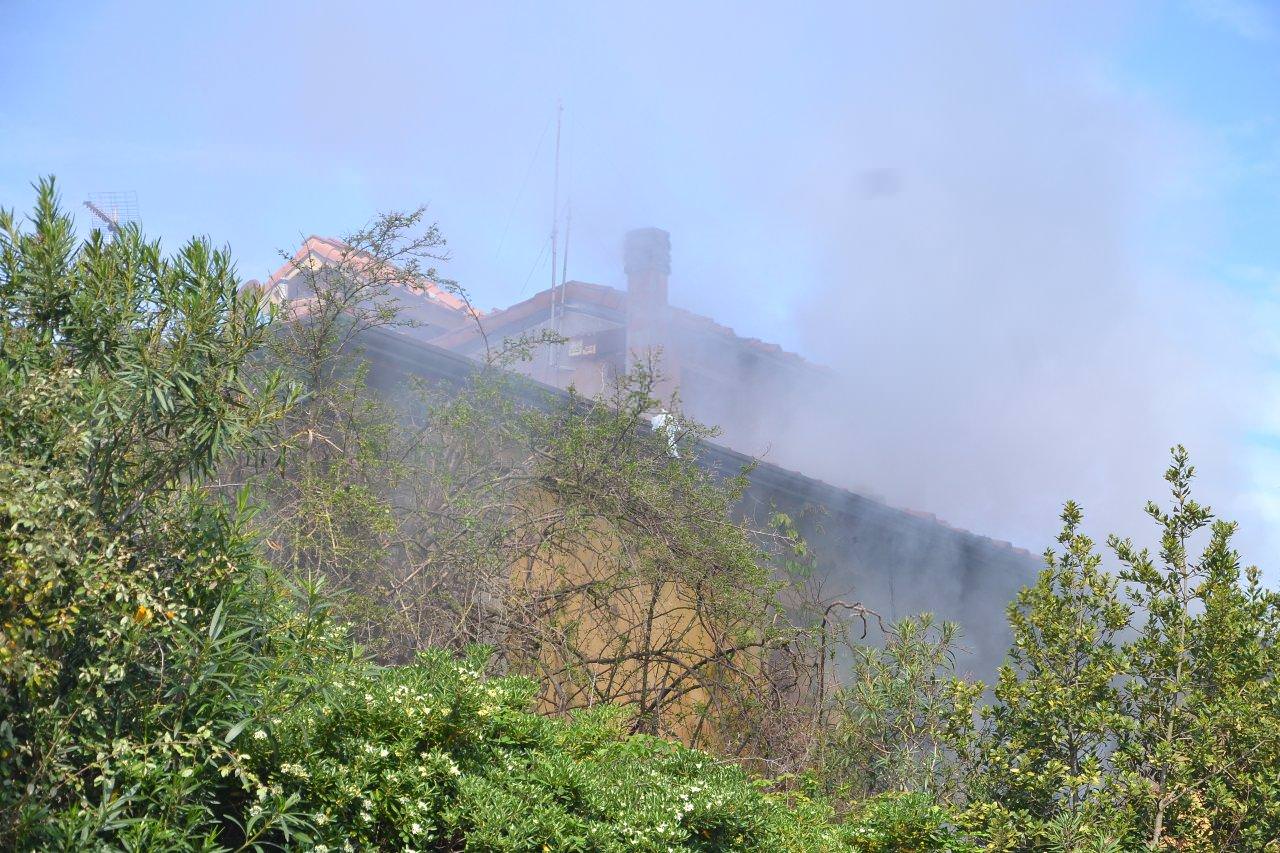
[{"x1": 547, "y1": 100, "x2": 563, "y2": 370}]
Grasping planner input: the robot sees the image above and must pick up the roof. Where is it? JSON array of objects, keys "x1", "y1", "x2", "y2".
[
  {"x1": 431, "y1": 279, "x2": 819, "y2": 370},
  {"x1": 255, "y1": 238, "x2": 817, "y2": 370},
  {"x1": 265, "y1": 235, "x2": 471, "y2": 313},
  {"x1": 429, "y1": 280, "x2": 622, "y2": 350},
  {"x1": 356, "y1": 322, "x2": 1032, "y2": 561}
]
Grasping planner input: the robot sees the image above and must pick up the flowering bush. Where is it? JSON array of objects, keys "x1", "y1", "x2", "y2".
[
  {"x1": 0, "y1": 178, "x2": 299, "y2": 849},
  {"x1": 240, "y1": 647, "x2": 859, "y2": 851}
]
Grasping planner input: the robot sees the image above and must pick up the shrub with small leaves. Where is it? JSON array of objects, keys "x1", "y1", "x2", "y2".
[
  {"x1": 242, "y1": 647, "x2": 870, "y2": 851},
  {"x1": 844, "y1": 793, "x2": 977, "y2": 853}
]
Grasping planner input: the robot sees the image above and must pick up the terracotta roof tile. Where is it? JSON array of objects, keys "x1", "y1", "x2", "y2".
[{"x1": 265, "y1": 235, "x2": 470, "y2": 312}]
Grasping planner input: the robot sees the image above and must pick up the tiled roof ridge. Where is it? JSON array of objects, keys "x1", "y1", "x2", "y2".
[
  {"x1": 427, "y1": 282, "x2": 604, "y2": 350},
  {"x1": 264, "y1": 235, "x2": 470, "y2": 312}
]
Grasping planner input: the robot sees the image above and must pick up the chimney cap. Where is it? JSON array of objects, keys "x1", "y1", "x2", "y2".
[{"x1": 624, "y1": 227, "x2": 671, "y2": 276}]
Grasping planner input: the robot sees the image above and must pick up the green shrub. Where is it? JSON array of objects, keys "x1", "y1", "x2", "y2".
[
  {"x1": 242, "y1": 647, "x2": 858, "y2": 851},
  {"x1": 0, "y1": 177, "x2": 298, "y2": 849},
  {"x1": 844, "y1": 793, "x2": 976, "y2": 853}
]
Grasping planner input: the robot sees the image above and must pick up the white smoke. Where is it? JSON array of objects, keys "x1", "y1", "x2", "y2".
[{"x1": 776, "y1": 4, "x2": 1276, "y2": 565}]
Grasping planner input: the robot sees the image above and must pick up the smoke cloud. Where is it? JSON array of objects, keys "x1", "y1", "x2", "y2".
[
  {"x1": 5, "y1": 0, "x2": 1275, "y2": 571},
  {"x1": 770, "y1": 5, "x2": 1273, "y2": 562}
]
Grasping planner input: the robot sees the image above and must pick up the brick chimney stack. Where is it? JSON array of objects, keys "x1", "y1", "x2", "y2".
[
  {"x1": 624, "y1": 227, "x2": 676, "y2": 392},
  {"x1": 625, "y1": 227, "x2": 670, "y2": 307}
]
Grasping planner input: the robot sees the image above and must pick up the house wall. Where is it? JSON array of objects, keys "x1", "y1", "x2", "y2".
[{"x1": 508, "y1": 489, "x2": 727, "y2": 743}]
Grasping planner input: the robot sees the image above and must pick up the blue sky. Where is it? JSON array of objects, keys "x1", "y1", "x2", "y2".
[{"x1": 3, "y1": 1, "x2": 1279, "y2": 561}]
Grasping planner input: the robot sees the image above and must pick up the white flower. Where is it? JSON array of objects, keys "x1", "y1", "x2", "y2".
[
  {"x1": 252, "y1": 729, "x2": 267, "y2": 741},
  {"x1": 411, "y1": 822, "x2": 423, "y2": 834}
]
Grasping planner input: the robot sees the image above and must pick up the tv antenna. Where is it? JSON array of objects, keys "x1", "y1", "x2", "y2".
[{"x1": 83, "y1": 191, "x2": 140, "y2": 238}]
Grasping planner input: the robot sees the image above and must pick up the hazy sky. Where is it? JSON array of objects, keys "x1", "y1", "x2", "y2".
[{"x1": 3, "y1": 1, "x2": 1279, "y2": 564}]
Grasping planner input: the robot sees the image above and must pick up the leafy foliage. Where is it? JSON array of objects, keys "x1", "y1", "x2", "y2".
[
  {"x1": 12, "y1": 177, "x2": 1280, "y2": 851},
  {"x1": 242, "y1": 647, "x2": 864, "y2": 852},
  {"x1": 817, "y1": 614, "x2": 978, "y2": 806},
  {"x1": 964, "y1": 501, "x2": 1133, "y2": 845},
  {"x1": 0, "y1": 180, "x2": 969, "y2": 850},
  {"x1": 843, "y1": 793, "x2": 977, "y2": 853},
  {"x1": 963, "y1": 448, "x2": 1280, "y2": 850},
  {"x1": 1108, "y1": 448, "x2": 1280, "y2": 849},
  {"x1": 0, "y1": 178, "x2": 300, "y2": 848}
]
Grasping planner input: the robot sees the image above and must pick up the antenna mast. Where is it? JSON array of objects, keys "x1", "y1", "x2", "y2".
[
  {"x1": 560, "y1": 200, "x2": 572, "y2": 290},
  {"x1": 547, "y1": 100, "x2": 564, "y2": 370}
]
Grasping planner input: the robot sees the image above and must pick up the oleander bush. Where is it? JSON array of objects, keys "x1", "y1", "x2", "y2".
[{"x1": 0, "y1": 177, "x2": 298, "y2": 849}]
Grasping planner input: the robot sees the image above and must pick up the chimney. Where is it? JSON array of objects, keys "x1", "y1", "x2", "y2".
[
  {"x1": 624, "y1": 228, "x2": 675, "y2": 392},
  {"x1": 624, "y1": 227, "x2": 671, "y2": 309}
]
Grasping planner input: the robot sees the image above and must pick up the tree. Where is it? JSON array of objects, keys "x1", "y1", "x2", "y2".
[
  {"x1": 493, "y1": 363, "x2": 801, "y2": 748},
  {"x1": 968, "y1": 502, "x2": 1131, "y2": 847},
  {"x1": 967, "y1": 448, "x2": 1280, "y2": 850},
  {"x1": 1110, "y1": 447, "x2": 1280, "y2": 849},
  {"x1": 240, "y1": 210, "x2": 566, "y2": 660}
]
